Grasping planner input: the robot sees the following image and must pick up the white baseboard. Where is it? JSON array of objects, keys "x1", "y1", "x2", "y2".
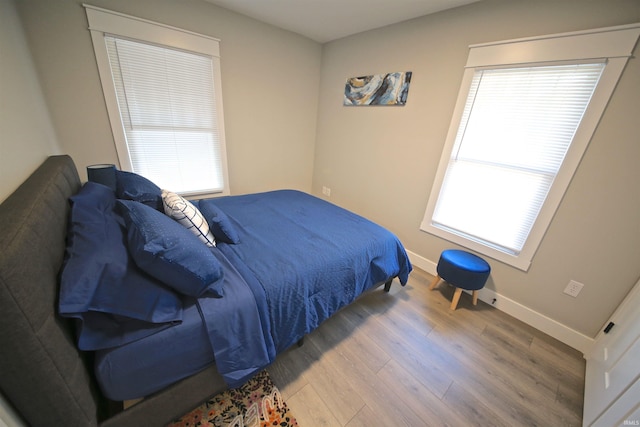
[
  {"x1": 405, "y1": 250, "x2": 594, "y2": 355},
  {"x1": 405, "y1": 249, "x2": 438, "y2": 275}
]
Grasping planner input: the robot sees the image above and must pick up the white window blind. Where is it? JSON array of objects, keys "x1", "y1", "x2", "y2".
[
  {"x1": 431, "y1": 63, "x2": 605, "y2": 255},
  {"x1": 105, "y1": 36, "x2": 225, "y2": 194}
]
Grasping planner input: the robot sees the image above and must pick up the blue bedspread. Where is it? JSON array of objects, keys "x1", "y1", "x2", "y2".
[
  {"x1": 206, "y1": 190, "x2": 412, "y2": 354},
  {"x1": 94, "y1": 190, "x2": 412, "y2": 398},
  {"x1": 197, "y1": 248, "x2": 275, "y2": 387}
]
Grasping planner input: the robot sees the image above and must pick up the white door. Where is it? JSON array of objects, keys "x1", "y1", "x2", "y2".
[{"x1": 583, "y1": 277, "x2": 640, "y2": 426}]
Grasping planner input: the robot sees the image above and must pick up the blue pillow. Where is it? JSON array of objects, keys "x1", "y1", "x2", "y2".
[
  {"x1": 60, "y1": 182, "x2": 184, "y2": 350},
  {"x1": 115, "y1": 170, "x2": 163, "y2": 211},
  {"x1": 118, "y1": 200, "x2": 225, "y2": 298},
  {"x1": 198, "y1": 199, "x2": 240, "y2": 244}
]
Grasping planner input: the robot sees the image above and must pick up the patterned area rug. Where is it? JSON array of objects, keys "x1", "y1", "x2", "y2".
[{"x1": 168, "y1": 370, "x2": 299, "y2": 427}]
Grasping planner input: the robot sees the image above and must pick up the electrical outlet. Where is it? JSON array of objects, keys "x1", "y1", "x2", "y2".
[
  {"x1": 563, "y1": 280, "x2": 584, "y2": 297},
  {"x1": 322, "y1": 186, "x2": 331, "y2": 197}
]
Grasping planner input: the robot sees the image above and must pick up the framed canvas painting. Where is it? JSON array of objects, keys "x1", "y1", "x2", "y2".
[{"x1": 344, "y1": 71, "x2": 412, "y2": 106}]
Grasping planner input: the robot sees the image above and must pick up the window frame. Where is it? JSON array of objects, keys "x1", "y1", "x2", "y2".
[
  {"x1": 85, "y1": 5, "x2": 230, "y2": 197},
  {"x1": 421, "y1": 23, "x2": 640, "y2": 271}
]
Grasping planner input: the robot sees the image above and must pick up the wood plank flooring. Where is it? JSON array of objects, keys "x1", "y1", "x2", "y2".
[{"x1": 267, "y1": 268, "x2": 585, "y2": 426}]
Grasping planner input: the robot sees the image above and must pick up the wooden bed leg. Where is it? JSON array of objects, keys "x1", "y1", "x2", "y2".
[
  {"x1": 384, "y1": 279, "x2": 393, "y2": 292},
  {"x1": 297, "y1": 337, "x2": 304, "y2": 347}
]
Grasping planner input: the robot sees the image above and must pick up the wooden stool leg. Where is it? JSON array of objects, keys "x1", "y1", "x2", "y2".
[
  {"x1": 450, "y1": 288, "x2": 463, "y2": 310},
  {"x1": 472, "y1": 290, "x2": 479, "y2": 306},
  {"x1": 429, "y1": 275, "x2": 441, "y2": 290}
]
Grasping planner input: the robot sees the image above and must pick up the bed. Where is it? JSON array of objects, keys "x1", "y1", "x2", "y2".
[{"x1": 0, "y1": 155, "x2": 411, "y2": 426}]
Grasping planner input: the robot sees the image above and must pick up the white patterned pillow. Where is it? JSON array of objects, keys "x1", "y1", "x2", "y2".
[{"x1": 161, "y1": 190, "x2": 216, "y2": 247}]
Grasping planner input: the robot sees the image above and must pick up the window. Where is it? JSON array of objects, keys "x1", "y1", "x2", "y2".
[
  {"x1": 85, "y1": 6, "x2": 229, "y2": 196},
  {"x1": 421, "y1": 24, "x2": 640, "y2": 271},
  {"x1": 432, "y1": 63, "x2": 605, "y2": 255}
]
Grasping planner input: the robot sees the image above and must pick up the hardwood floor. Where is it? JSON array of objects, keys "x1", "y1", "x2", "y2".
[{"x1": 267, "y1": 268, "x2": 586, "y2": 426}]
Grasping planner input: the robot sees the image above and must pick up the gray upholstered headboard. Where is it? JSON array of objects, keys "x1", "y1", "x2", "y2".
[
  {"x1": 0, "y1": 155, "x2": 227, "y2": 427},
  {"x1": 0, "y1": 155, "x2": 104, "y2": 425}
]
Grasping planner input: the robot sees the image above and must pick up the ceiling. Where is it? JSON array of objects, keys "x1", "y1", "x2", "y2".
[{"x1": 203, "y1": 0, "x2": 481, "y2": 43}]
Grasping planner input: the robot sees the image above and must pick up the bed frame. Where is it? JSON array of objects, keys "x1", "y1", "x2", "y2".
[
  {"x1": 0, "y1": 155, "x2": 396, "y2": 426},
  {"x1": 0, "y1": 156, "x2": 230, "y2": 426}
]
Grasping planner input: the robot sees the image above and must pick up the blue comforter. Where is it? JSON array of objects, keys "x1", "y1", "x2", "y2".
[
  {"x1": 201, "y1": 190, "x2": 412, "y2": 385},
  {"x1": 93, "y1": 190, "x2": 412, "y2": 398}
]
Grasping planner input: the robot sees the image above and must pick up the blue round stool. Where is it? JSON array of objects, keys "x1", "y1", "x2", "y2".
[{"x1": 429, "y1": 249, "x2": 491, "y2": 310}]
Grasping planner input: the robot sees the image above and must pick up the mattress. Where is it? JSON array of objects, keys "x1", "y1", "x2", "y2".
[{"x1": 95, "y1": 249, "x2": 272, "y2": 400}]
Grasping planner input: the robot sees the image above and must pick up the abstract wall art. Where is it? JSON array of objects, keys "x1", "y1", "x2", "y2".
[{"x1": 343, "y1": 71, "x2": 412, "y2": 106}]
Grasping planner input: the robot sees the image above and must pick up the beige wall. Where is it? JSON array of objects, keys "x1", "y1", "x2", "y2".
[
  {"x1": 313, "y1": 0, "x2": 640, "y2": 338},
  {"x1": 15, "y1": 0, "x2": 321, "y2": 195},
  {"x1": 0, "y1": 0, "x2": 61, "y2": 203}
]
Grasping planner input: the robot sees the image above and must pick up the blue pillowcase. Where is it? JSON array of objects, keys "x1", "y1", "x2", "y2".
[
  {"x1": 115, "y1": 170, "x2": 163, "y2": 211},
  {"x1": 59, "y1": 182, "x2": 184, "y2": 351},
  {"x1": 118, "y1": 200, "x2": 225, "y2": 298},
  {"x1": 198, "y1": 199, "x2": 240, "y2": 244}
]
